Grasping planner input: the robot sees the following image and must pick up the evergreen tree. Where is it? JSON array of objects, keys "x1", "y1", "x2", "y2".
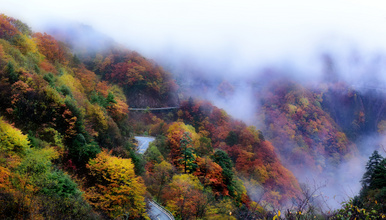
[
  {"x1": 211, "y1": 150, "x2": 234, "y2": 185},
  {"x1": 6, "y1": 61, "x2": 18, "y2": 84},
  {"x1": 179, "y1": 132, "x2": 197, "y2": 174},
  {"x1": 352, "y1": 150, "x2": 386, "y2": 216},
  {"x1": 105, "y1": 92, "x2": 117, "y2": 107},
  {"x1": 370, "y1": 158, "x2": 386, "y2": 190},
  {"x1": 361, "y1": 150, "x2": 384, "y2": 189},
  {"x1": 225, "y1": 131, "x2": 238, "y2": 146}
]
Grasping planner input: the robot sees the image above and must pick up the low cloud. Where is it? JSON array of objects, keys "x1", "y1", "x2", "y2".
[{"x1": 2, "y1": 0, "x2": 386, "y2": 211}]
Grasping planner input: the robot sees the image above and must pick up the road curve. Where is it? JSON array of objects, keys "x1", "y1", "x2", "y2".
[
  {"x1": 134, "y1": 136, "x2": 155, "y2": 154},
  {"x1": 134, "y1": 136, "x2": 174, "y2": 220},
  {"x1": 148, "y1": 201, "x2": 174, "y2": 220}
]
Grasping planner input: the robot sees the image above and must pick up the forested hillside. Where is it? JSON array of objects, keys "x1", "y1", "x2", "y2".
[
  {"x1": 0, "y1": 14, "x2": 385, "y2": 220},
  {"x1": 257, "y1": 80, "x2": 357, "y2": 175},
  {"x1": 0, "y1": 14, "x2": 302, "y2": 219},
  {"x1": 0, "y1": 14, "x2": 151, "y2": 219}
]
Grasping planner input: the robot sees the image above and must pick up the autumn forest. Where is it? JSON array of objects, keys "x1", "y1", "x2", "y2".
[{"x1": 0, "y1": 13, "x2": 385, "y2": 220}]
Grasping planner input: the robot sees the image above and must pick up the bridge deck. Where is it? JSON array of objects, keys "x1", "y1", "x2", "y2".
[{"x1": 128, "y1": 107, "x2": 179, "y2": 111}]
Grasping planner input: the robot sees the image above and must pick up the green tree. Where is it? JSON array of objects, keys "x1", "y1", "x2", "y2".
[
  {"x1": 129, "y1": 149, "x2": 145, "y2": 176},
  {"x1": 225, "y1": 131, "x2": 238, "y2": 147},
  {"x1": 5, "y1": 61, "x2": 18, "y2": 84},
  {"x1": 211, "y1": 149, "x2": 234, "y2": 185},
  {"x1": 179, "y1": 132, "x2": 197, "y2": 174},
  {"x1": 371, "y1": 158, "x2": 386, "y2": 190},
  {"x1": 144, "y1": 143, "x2": 164, "y2": 163},
  {"x1": 64, "y1": 97, "x2": 87, "y2": 139},
  {"x1": 105, "y1": 92, "x2": 117, "y2": 107},
  {"x1": 337, "y1": 151, "x2": 386, "y2": 219},
  {"x1": 361, "y1": 150, "x2": 384, "y2": 189},
  {"x1": 196, "y1": 136, "x2": 213, "y2": 157},
  {"x1": 211, "y1": 149, "x2": 244, "y2": 199},
  {"x1": 154, "y1": 135, "x2": 169, "y2": 159},
  {"x1": 70, "y1": 134, "x2": 101, "y2": 166},
  {"x1": 40, "y1": 170, "x2": 80, "y2": 198}
]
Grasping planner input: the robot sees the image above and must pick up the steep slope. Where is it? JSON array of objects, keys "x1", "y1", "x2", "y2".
[
  {"x1": 0, "y1": 14, "x2": 303, "y2": 219},
  {"x1": 319, "y1": 82, "x2": 386, "y2": 141},
  {"x1": 175, "y1": 99, "x2": 301, "y2": 207},
  {"x1": 257, "y1": 80, "x2": 357, "y2": 174},
  {"x1": 45, "y1": 23, "x2": 180, "y2": 108},
  {"x1": 0, "y1": 14, "x2": 150, "y2": 219}
]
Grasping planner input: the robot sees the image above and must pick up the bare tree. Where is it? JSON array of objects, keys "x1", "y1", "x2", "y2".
[{"x1": 290, "y1": 179, "x2": 327, "y2": 217}]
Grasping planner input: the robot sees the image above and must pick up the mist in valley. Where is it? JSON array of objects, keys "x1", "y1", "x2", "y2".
[{"x1": 2, "y1": 0, "x2": 386, "y2": 212}]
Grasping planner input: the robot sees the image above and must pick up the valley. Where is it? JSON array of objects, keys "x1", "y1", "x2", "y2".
[{"x1": 0, "y1": 3, "x2": 385, "y2": 219}]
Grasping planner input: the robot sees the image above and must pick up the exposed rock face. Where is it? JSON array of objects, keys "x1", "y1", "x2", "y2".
[{"x1": 321, "y1": 86, "x2": 386, "y2": 139}]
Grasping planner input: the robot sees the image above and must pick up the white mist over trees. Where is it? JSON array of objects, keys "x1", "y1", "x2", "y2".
[{"x1": 2, "y1": 0, "x2": 386, "y2": 214}]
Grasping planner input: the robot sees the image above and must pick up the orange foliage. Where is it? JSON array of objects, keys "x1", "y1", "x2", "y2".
[
  {"x1": 95, "y1": 81, "x2": 110, "y2": 97},
  {"x1": 163, "y1": 174, "x2": 206, "y2": 219},
  {"x1": 149, "y1": 116, "x2": 168, "y2": 136},
  {"x1": 39, "y1": 59, "x2": 57, "y2": 73},
  {"x1": 74, "y1": 66, "x2": 97, "y2": 94},
  {"x1": 11, "y1": 80, "x2": 33, "y2": 105},
  {"x1": 107, "y1": 61, "x2": 144, "y2": 87},
  {"x1": 0, "y1": 44, "x2": 4, "y2": 58},
  {"x1": 177, "y1": 99, "x2": 302, "y2": 205},
  {"x1": 167, "y1": 122, "x2": 199, "y2": 169},
  {"x1": 100, "y1": 54, "x2": 113, "y2": 72},
  {"x1": 259, "y1": 80, "x2": 355, "y2": 173},
  {"x1": 34, "y1": 32, "x2": 68, "y2": 64},
  {"x1": 107, "y1": 99, "x2": 129, "y2": 121},
  {"x1": 0, "y1": 14, "x2": 20, "y2": 40},
  {"x1": 99, "y1": 50, "x2": 177, "y2": 98},
  {"x1": 167, "y1": 124, "x2": 185, "y2": 167},
  {"x1": 194, "y1": 157, "x2": 228, "y2": 196},
  {"x1": 62, "y1": 108, "x2": 77, "y2": 139},
  {"x1": 0, "y1": 166, "x2": 11, "y2": 189}
]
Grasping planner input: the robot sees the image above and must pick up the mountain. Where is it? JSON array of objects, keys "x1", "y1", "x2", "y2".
[
  {"x1": 1, "y1": 13, "x2": 384, "y2": 219},
  {"x1": 257, "y1": 80, "x2": 357, "y2": 175},
  {"x1": 154, "y1": 49, "x2": 386, "y2": 216},
  {"x1": 320, "y1": 82, "x2": 386, "y2": 141},
  {"x1": 0, "y1": 14, "x2": 302, "y2": 219}
]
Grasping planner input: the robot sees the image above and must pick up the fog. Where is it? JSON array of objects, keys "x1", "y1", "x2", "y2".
[
  {"x1": 307, "y1": 138, "x2": 386, "y2": 210},
  {"x1": 3, "y1": 0, "x2": 386, "y2": 86},
  {"x1": 2, "y1": 0, "x2": 386, "y2": 212},
  {"x1": 2, "y1": 0, "x2": 386, "y2": 68}
]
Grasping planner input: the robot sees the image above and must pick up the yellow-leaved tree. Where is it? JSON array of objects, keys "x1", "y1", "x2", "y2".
[
  {"x1": 163, "y1": 174, "x2": 211, "y2": 219},
  {"x1": 0, "y1": 117, "x2": 29, "y2": 197},
  {"x1": 0, "y1": 116, "x2": 29, "y2": 154},
  {"x1": 86, "y1": 150, "x2": 148, "y2": 219}
]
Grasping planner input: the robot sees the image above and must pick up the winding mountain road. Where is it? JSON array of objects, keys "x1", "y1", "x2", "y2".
[
  {"x1": 134, "y1": 136, "x2": 155, "y2": 154},
  {"x1": 148, "y1": 201, "x2": 174, "y2": 220},
  {"x1": 134, "y1": 136, "x2": 174, "y2": 220}
]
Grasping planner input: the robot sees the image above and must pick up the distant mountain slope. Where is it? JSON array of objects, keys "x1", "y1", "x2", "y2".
[
  {"x1": 320, "y1": 83, "x2": 386, "y2": 141},
  {"x1": 176, "y1": 99, "x2": 301, "y2": 206},
  {"x1": 45, "y1": 22, "x2": 179, "y2": 108},
  {"x1": 0, "y1": 14, "x2": 302, "y2": 219},
  {"x1": 257, "y1": 80, "x2": 357, "y2": 174}
]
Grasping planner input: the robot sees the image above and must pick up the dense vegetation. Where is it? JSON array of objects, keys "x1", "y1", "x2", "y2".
[
  {"x1": 333, "y1": 150, "x2": 386, "y2": 219},
  {"x1": 258, "y1": 81, "x2": 357, "y2": 174},
  {"x1": 0, "y1": 14, "x2": 298, "y2": 219},
  {"x1": 0, "y1": 14, "x2": 385, "y2": 220}
]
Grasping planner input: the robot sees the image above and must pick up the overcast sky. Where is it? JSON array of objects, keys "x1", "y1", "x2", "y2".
[{"x1": 1, "y1": 0, "x2": 386, "y2": 73}]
